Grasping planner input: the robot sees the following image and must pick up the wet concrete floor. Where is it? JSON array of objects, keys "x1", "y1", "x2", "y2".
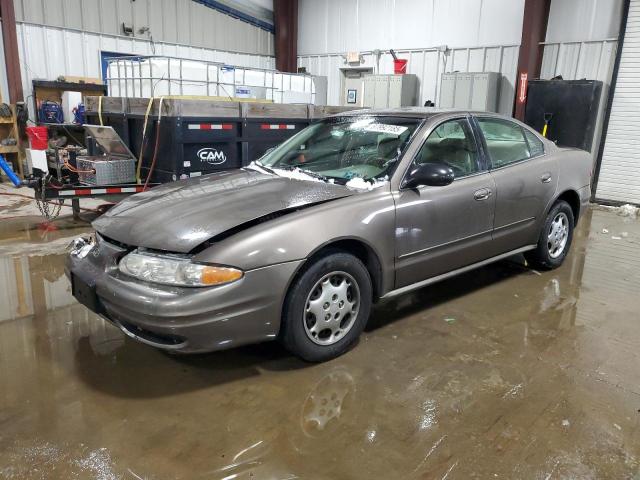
[{"x1": 0, "y1": 206, "x2": 639, "y2": 479}]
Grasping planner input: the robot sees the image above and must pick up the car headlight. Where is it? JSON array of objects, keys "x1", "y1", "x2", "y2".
[
  {"x1": 118, "y1": 251, "x2": 243, "y2": 287},
  {"x1": 68, "y1": 235, "x2": 95, "y2": 259}
]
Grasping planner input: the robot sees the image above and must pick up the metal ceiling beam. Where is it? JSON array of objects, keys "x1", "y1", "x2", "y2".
[
  {"x1": 514, "y1": 0, "x2": 551, "y2": 120},
  {"x1": 193, "y1": 0, "x2": 274, "y2": 32},
  {"x1": 274, "y1": 0, "x2": 297, "y2": 72}
]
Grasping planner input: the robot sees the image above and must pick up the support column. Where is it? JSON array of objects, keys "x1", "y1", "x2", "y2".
[
  {"x1": 514, "y1": 0, "x2": 551, "y2": 120},
  {"x1": 0, "y1": 0, "x2": 23, "y2": 102},
  {"x1": 273, "y1": 0, "x2": 298, "y2": 73}
]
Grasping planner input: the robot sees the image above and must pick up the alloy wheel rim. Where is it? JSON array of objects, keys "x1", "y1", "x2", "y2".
[
  {"x1": 547, "y1": 212, "x2": 569, "y2": 259},
  {"x1": 303, "y1": 271, "x2": 360, "y2": 346}
]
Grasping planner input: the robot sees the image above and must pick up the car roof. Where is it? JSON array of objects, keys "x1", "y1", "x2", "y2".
[{"x1": 331, "y1": 107, "x2": 505, "y2": 119}]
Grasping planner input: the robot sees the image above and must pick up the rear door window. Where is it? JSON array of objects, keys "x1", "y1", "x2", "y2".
[
  {"x1": 476, "y1": 118, "x2": 531, "y2": 168},
  {"x1": 524, "y1": 129, "x2": 545, "y2": 157}
]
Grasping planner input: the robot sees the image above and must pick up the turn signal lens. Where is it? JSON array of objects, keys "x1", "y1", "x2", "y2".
[{"x1": 201, "y1": 266, "x2": 243, "y2": 285}]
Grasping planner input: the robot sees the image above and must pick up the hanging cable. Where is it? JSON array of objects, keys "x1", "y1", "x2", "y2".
[
  {"x1": 136, "y1": 97, "x2": 155, "y2": 184},
  {"x1": 98, "y1": 95, "x2": 104, "y2": 126},
  {"x1": 143, "y1": 96, "x2": 164, "y2": 190},
  {"x1": 63, "y1": 160, "x2": 94, "y2": 174}
]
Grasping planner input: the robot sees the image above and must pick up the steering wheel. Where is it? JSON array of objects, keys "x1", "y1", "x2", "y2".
[{"x1": 367, "y1": 156, "x2": 390, "y2": 168}]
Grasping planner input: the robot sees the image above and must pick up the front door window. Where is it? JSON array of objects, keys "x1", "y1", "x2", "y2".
[{"x1": 413, "y1": 118, "x2": 480, "y2": 179}]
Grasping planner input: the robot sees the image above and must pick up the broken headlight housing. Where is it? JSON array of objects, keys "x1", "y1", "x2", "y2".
[
  {"x1": 68, "y1": 235, "x2": 95, "y2": 259},
  {"x1": 118, "y1": 251, "x2": 243, "y2": 287}
]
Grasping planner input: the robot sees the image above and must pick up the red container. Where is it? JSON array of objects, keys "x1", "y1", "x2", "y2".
[
  {"x1": 393, "y1": 59, "x2": 408, "y2": 74},
  {"x1": 26, "y1": 126, "x2": 49, "y2": 150}
]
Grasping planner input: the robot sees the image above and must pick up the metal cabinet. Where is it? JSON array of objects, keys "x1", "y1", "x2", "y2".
[
  {"x1": 438, "y1": 72, "x2": 500, "y2": 112},
  {"x1": 363, "y1": 74, "x2": 418, "y2": 108}
]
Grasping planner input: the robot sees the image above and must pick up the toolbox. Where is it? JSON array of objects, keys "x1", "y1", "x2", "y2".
[{"x1": 77, "y1": 125, "x2": 136, "y2": 185}]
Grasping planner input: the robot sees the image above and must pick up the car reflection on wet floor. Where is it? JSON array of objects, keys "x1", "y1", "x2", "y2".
[{"x1": 0, "y1": 207, "x2": 639, "y2": 479}]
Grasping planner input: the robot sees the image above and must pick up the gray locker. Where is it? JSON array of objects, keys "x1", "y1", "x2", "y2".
[
  {"x1": 439, "y1": 73, "x2": 456, "y2": 109},
  {"x1": 374, "y1": 76, "x2": 388, "y2": 108},
  {"x1": 438, "y1": 72, "x2": 500, "y2": 112},
  {"x1": 453, "y1": 74, "x2": 473, "y2": 109},
  {"x1": 363, "y1": 76, "x2": 376, "y2": 107},
  {"x1": 363, "y1": 74, "x2": 418, "y2": 108}
]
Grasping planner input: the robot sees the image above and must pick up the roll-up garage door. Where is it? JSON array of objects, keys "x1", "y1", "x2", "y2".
[{"x1": 596, "y1": 0, "x2": 640, "y2": 204}]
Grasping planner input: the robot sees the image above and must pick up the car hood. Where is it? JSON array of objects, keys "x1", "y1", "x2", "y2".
[{"x1": 93, "y1": 169, "x2": 353, "y2": 253}]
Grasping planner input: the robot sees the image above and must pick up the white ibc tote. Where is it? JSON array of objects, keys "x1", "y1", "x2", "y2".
[{"x1": 106, "y1": 56, "x2": 316, "y2": 104}]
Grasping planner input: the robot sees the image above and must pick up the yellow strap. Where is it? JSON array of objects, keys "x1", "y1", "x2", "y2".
[
  {"x1": 98, "y1": 96, "x2": 104, "y2": 126},
  {"x1": 158, "y1": 96, "x2": 165, "y2": 122},
  {"x1": 136, "y1": 97, "x2": 155, "y2": 184},
  {"x1": 542, "y1": 123, "x2": 548, "y2": 137}
]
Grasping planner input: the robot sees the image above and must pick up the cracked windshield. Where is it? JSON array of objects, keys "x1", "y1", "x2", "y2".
[{"x1": 254, "y1": 117, "x2": 421, "y2": 185}]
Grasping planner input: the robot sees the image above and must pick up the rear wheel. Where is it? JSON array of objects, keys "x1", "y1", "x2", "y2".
[
  {"x1": 281, "y1": 252, "x2": 372, "y2": 362},
  {"x1": 525, "y1": 200, "x2": 574, "y2": 270}
]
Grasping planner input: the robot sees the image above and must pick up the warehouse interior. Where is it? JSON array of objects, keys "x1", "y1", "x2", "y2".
[{"x1": 0, "y1": 0, "x2": 639, "y2": 478}]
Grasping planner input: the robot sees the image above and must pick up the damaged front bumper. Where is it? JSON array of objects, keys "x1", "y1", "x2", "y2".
[{"x1": 65, "y1": 234, "x2": 301, "y2": 353}]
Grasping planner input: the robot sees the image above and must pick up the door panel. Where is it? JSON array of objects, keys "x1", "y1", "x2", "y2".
[
  {"x1": 475, "y1": 117, "x2": 559, "y2": 254},
  {"x1": 394, "y1": 173, "x2": 496, "y2": 287},
  {"x1": 489, "y1": 157, "x2": 558, "y2": 253},
  {"x1": 394, "y1": 117, "x2": 495, "y2": 288}
]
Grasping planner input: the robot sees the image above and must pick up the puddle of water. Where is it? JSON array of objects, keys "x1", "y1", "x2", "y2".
[{"x1": 0, "y1": 207, "x2": 639, "y2": 479}]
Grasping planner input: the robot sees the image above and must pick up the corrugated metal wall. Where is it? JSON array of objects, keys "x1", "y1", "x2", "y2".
[
  {"x1": 545, "y1": 0, "x2": 624, "y2": 44},
  {"x1": 540, "y1": 40, "x2": 618, "y2": 83},
  {"x1": 298, "y1": 0, "x2": 525, "y2": 54},
  {"x1": 298, "y1": 45, "x2": 520, "y2": 115},
  {"x1": 297, "y1": 0, "x2": 524, "y2": 114},
  {"x1": 14, "y1": 0, "x2": 274, "y2": 55},
  {"x1": 17, "y1": 22, "x2": 275, "y2": 111},
  {"x1": 541, "y1": 0, "x2": 622, "y2": 83},
  {"x1": 15, "y1": 0, "x2": 276, "y2": 113}
]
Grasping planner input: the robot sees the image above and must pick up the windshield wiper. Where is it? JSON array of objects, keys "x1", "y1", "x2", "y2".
[
  {"x1": 253, "y1": 161, "x2": 330, "y2": 183},
  {"x1": 280, "y1": 165, "x2": 330, "y2": 183},
  {"x1": 249, "y1": 161, "x2": 278, "y2": 175},
  {"x1": 298, "y1": 168, "x2": 329, "y2": 182}
]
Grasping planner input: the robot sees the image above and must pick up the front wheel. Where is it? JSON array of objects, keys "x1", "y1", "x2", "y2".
[
  {"x1": 525, "y1": 200, "x2": 575, "y2": 270},
  {"x1": 280, "y1": 252, "x2": 372, "y2": 362}
]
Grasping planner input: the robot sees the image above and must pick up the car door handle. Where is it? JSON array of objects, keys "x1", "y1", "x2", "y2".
[
  {"x1": 541, "y1": 173, "x2": 552, "y2": 184},
  {"x1": 474, "y1": 188, "x2": 492, "y2": 201}
]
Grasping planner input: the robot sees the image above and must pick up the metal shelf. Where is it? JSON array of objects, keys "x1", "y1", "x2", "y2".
[{"x1": 32, "y1": 80, "x2": 106, "y2": 92}]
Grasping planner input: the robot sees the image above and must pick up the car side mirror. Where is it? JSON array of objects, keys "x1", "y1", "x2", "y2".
[{"x1": 403, "y1": 162, "x2": 455, "y2": 189}]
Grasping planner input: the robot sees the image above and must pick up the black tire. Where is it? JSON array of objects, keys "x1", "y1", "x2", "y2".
[
  {"x1": 280, "y1": 251, "x2": 372, "y2": 362},
  {"x1": 525, "y1": 200, "x2": 575, "y2": 270}
]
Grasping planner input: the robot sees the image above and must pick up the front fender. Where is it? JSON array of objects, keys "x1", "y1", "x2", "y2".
[{"x1": 193, "y1": 188, "x2": 397, "y2": 291}]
